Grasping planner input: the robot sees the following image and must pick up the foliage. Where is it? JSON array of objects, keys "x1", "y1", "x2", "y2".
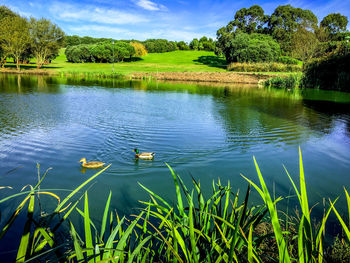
[
  {"x1": 177, "y1": 41, "x2": 190, "y2": 50},
  {"x1": 1, "y1": 152, "x2": 350, "y2": 262},
  {"x1": 227, "y1": 62, "x2": 302, "y2": 72},
  {"x1": 222, "y1": 33, "x2": 281, "y2": 63},
  {"x1": 65, "y1": 35, "x2": 111, "y2": 47},
  {"x1": 130, "y1": 42, "x2": 148, "y2": 57},
  {"x1": 190, "y1": 38, "x2": 200, "y2": 50},
  {"x1": 291, "y1": 27, "x2": 319, "y2": 61},
  {"x1": 231, "y1": 5, "x2": 269, "y2": 34},
  {"x1": 277, "y1": 56, "x2": 302, "y2": 65},
  {"x1": 321, "y1": 13, "x2": 348, "y2": 35},
  {"x1": 29, "y1": 18, "x2": 65, "y2": 69},
  {"x1": 268, "y1": 5, "x2": 318, "y2": 54},
  {"x1": 65, "y1": 41, "x2": 135, "y2": 63},
  {"x1": 0, "y1": 15, "x2": 31, "y2": 70},
  {"x1": 264, "y1": 74, "x2": 302, "y2": 88},
  {"x1": 143, "y1": 39, "x2": 177, "y2": 53},
  {"x1": 302, "y1": 42, "x2": 350, "y2": 91}
]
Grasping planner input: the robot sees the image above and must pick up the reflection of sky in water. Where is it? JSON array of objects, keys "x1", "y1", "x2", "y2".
[{"x1": 0, "y1": 75, "x2": 350, "y2": 258}]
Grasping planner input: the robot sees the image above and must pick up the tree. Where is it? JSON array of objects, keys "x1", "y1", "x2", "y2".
[
  {"x1": 222, "y1": 33, "x2": 280, "y2": 63},
  {"x1": 291, "y1": 27, "x2": 319, "y2": 61},
  {"x1": 189, "y1": 38, "x2": 199, "y2": 50},
  {"x1": 29, "y1": 18, "x2": 65, "y2": 69},
  {"x1": 269, "y1": 5, "x2": 318, "y2": 53},
  {"x1": 232, "y1": 5, "x2": 269, "y2": 34},
  {"x1": 177, "y1": 41, "x2": 189, "y2": 50},
  {"x1": 0, "y1": 16, "x2": 31, "y2": 70},
  {"x1": 0, "y1": 5, "x2": 18, "y2": 67},
  {"x1": 130, "y1": 42, "x2": 148, "y2": 57},
  {"x1": 0, "y1": 5, "x2": 16, "y2": 20},
  {"x1": 320, "y1": 13, "x2": 348, "y2": 37}
]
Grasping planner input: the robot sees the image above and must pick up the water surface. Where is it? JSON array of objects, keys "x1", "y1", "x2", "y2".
[{"x1": 1, "y1": 74, "x2": 350, "y2": 254}]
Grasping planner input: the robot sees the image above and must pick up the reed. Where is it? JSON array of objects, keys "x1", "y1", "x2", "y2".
[{"x1": 1, "y1": 152, "x2": 349, "y2": 262}]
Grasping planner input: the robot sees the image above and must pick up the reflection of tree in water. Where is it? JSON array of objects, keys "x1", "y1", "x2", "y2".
[
  {"x1": 303, "y1": 99, "x2": 350, "y2": 135},
  {"x1": 0, "y1": 75, "x2": 63, "y2": 135},
  {"x1": 211, "y1": 87, "x2": 345, "y2": 150}
]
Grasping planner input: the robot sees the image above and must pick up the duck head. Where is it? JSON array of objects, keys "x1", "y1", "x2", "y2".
[
  {"x1": 133, "y1": 149, "x2": 139, "y2": 154},
  {"x1": 79, "y1": 158, "x2": 86, "y2": 164}
]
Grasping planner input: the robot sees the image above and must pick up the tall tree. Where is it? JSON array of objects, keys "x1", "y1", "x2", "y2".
[
  {"x1": 0, "y1": 5, "x2": 18, "y2": 67},
  {"x1": 291, "y1": 27, "x2": 319, "y2": 61},
  {"x1": 0, "y1": 16, "x2": 31, "y2": 70},
  {"x1": 269, "y1": 5, "x2": 318, "y2": 53},
  {"x1": 232, "y1": 5, "x2": 269, "y2": 34},
  {"x1": 29, "y1": 18, "x2": 65, "y2": 69},
  {"x1": 320, "y1": 13, "x2": 348, "y2": 35}
]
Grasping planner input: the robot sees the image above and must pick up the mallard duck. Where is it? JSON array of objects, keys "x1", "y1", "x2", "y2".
[
  {"x1": 133, "y1": 149, "x2": 155, "y2": 160},
  {"x1": 79, "y1": 158, "x2": 105, "y2": 169}
]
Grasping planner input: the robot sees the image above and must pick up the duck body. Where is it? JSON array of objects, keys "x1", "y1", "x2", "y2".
[
  {"x1": 79, "y1": 158, "x2": 105, "y2": 169},
  {"x1": 134, "y1": 149, "x2": 155, "y2": 160}
]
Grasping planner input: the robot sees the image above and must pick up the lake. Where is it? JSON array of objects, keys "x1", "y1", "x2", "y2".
[{"x1": 1, "y1": 74, "x2": 350, "y2": 256}]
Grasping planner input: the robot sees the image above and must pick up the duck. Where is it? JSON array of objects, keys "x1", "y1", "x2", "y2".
[
  {"x1": 79, "y1": 158, "x2": 105, "y2": 169},
  {"x1": 133, "y1": 148, "x2": 155, "y2": 160}
]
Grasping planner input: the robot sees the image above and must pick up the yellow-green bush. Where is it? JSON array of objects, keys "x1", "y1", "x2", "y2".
[{"x1": 227, "y1": 62, "x2": 302, "y2": 72}]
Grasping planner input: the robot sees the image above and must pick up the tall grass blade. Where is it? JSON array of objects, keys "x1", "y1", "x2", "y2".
[
  {"x1": 83, "y1": 192, "x2": 94, "y2": 262},
  {"x1": 102, "y1": 216, "x2": 125, "y2": 260},
  {"x1": 189, "y1": 191, "x2": 199, "y2": 263},
  {"x1": 248, "y1": 224, "x2": 253, "y2": 263},
  {"x1": 166, "y1": 163, "x2": 185, "y2": 217},
  {"x1": 55, "y1": 164, "x2": 111, "y2": 212},
  {"x1": 16, "y1": 190, "x2": 35, "y2": 262},
  {"x1": 330, "y1": 199, "x2": 350, "y2": 242},
  {"x1": 127, "y1": 236, "x2": 152, "y2": 263},
  {"x1": 101, "y1": 191, "x2": 112, "y2": 242},
  {"x1": 70, "y1": 221, "x2": 84, "y2": 261},
  {"x1": 243, "y1": 157, "x2": 290, "y2": 263}
]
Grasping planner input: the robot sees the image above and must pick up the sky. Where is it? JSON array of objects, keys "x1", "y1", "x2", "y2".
[{"x1": 1, "y1": 0, "x2": 349, "y2": 42}]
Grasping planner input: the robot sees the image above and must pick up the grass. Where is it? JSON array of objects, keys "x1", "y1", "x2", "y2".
[
  {"x1": 2, "y1": 50, "x2": 295, "y2": 78},
  {"x1": 1, "y1": 151, "x2": 350, "y2": 262},
  {"x1": 44, "y1": 49, "x2": 228, "y2": 74}
]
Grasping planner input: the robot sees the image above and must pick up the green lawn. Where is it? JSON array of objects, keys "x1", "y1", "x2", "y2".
[{"x1": 44, "y1": 49, "x2": 228, "y2": 74}]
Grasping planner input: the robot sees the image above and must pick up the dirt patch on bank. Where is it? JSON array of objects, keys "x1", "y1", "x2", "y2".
[{"x1": 129, "y1": 72, "x2": 273, "y2": 84}]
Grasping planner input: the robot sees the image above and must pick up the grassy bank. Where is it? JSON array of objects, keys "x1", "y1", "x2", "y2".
[
  {"x1": 1, "y1": 150, "x2": 349, "y2": 262},
  {"x1": 1, "y1": 50, "x2": 291, "y2": 84}
]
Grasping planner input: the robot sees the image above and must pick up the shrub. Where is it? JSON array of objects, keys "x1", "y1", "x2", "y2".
[
  {"x1": 223, "y1": 33, "x2": 281, "y2": 63},
  {"x1": 277, "y1": 56, "x2": 302, "y2": 65},
  {"x1": 264, "y1": 74, "x2": 302, "y2": 89},
  {"x1": 130, "y1": 42, "x2": 148, "y2": 57},
  {"x1": 65, "y1": 41, "x2": 135, "y2": 63},
  {"x1": 143, "y1": 39, "x2": 177, "y2": 53},
  {"x1": 302, "y1": 42, "x2": 350, "y2": 91},
  {"x1": 227, "y1": 62, "x2": 302, "y2": 72}
]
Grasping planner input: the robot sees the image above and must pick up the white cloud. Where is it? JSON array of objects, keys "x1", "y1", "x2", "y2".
[
  {"x1": 135, "y1": 0, "x2": 167, "y2": 11},
  {"x1": 49, "y1": 2, "x2": 149, "y2": 25}
]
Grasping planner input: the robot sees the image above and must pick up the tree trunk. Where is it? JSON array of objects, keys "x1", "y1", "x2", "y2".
[{"x1": 16, "y1": 56, "x2": 20, "y2": 70}]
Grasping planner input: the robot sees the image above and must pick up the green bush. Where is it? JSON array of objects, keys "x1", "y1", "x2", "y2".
[
  {"x1": 143, "y1": 39, "x2": 177, "y2": 53},
  {"x1": 223, "y1": 33, "x2": 281, "y2": 63},
  {"x1": 227, "y1": 62, "x2": 302, "y2": 72},
  {"x1": 264, "y1": 74, "x2": 302, "y2": 89},
  {"x1": 277, "y1": 56, "x2": 302, "y2": 65},
  {"x1": 65, "y1": 41, "x2": 135, "y2": 63},
  {"x1": 302, "y1": 42, "x2": 350, "y2": 91}
]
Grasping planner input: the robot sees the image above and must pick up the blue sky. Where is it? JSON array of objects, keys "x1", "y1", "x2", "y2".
[{"x1": 1, "y1": 0, "x2": 349, "y2": 41}]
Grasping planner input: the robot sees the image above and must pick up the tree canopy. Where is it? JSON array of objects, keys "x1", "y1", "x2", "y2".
[
  {"x1": 320, "y1": 13, "x2": 348, "y2": 35},
  {"x1": 232, "y1": 5, "x2": 269, "y2": 34},
  {"x1": 0, "y1": 15, "x2": 31, "y2": 69},
  {"x1": 29, "y1": 18, "x2": 65, "y2": 68}
]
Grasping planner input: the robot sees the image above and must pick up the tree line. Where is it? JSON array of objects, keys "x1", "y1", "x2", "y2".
[
  {"x1": 0, "y1": 6, "x2": 64, "y2": 70},
  {"x1": 65, "y1": 36, "x2": 216, "y2": 53},
  {"x1": 216, "y1": 4, "x2": 349, "y2": 64}
]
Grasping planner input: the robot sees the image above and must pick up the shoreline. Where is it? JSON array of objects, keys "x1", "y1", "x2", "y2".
[{"x1": 0, "y1": 69, "x2": 276, "y2": 84}]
